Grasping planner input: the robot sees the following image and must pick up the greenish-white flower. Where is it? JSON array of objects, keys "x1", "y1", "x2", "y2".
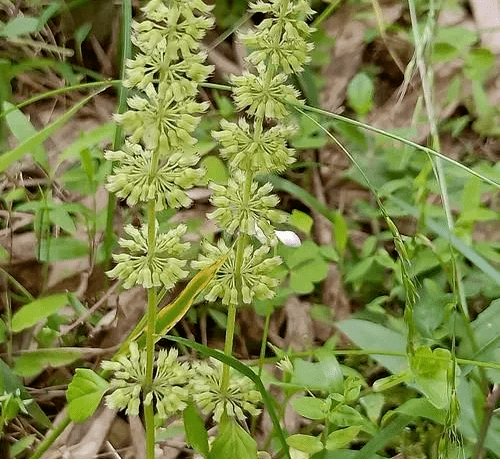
[
  {"x1": 212, "y1": 118, "x2": 295, "y2": 173},
  {"x1": 231, "y1": 65, "x2": 302, "y2": 120},
  {"x1": 125, "y1": 52, "x2": 213, "y2": 94},
  {"x1": 192, "y1": 239, "x2": 281, "y2": 305},
  {"x1": 102, "y1": 343, "x2": 190, "y2": 418},
  {"x1": 107, "y1": 223, "x2": 189, "y2": 289},
  {"x1": 132, "y1": 3, "x2": 214, "y2": 58},
  {"x1": 207, "y1": 172, "x2": 287, "y2": 239},
  {"x1": 105, "y1": 142, "x2": 204, "y2": 210},
  {"x1": 116, "y1": 82, "x2": 209, "y2": 151},
  {"x1": 189, "y1": 359, "x2": 261, "y2": 422}
]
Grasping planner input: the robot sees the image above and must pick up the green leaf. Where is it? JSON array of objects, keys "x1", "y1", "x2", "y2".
[
  {"x1": 347, "y1": 72, "x2": 374, "y2": 115},
  {"x1": 0, "y1": 359, "x2": 51, "y2": 428},
  {"x1": 336, "y1": 319, "x2": 407, "y2": 375},
  {"x1": 201, "y1": 155, "x2": 228, "y2": 184},
  {"x1": 292, "y1": 355, "x2": 343, "y2": 392},
  {"x1": 14, "y1": 348, "x2": 83, "y2": 377},
  {"x1": 209, "y1": 417, "x2": 258, "y2": 459},
  {"x1": 464, "y1": 48, "x2": 495, "y2": 81},
  {"x1": 10, "y1": 434, "x2": 36, "y2": 456},
  {"x1": 0, "y1": 89, "x2": 106, "y2": 173},
  {"x1": 0, "y1": 17, "x2": 39, "y2": 37},
  {"x1": 332, "y1": 211, "x2": 348, "y2": 256},
  {"x1": 291, "y1": 396, "x2": 325, "y2": 420},
  {"x1": 410, "y1": 347, "x2": 453, "y2": 409},
  {"x1": 287, "y1": 434, "x2": 323, "y2": 454},
  {"x1": 290, "y1": 209, "x2": 313, "y2": 235},
  {"x1": 328, "y1": 405, "x2": 365, "y2": 426},
  {"x1": 395, "y1": 397, "x2": 447, "y2": 424},
  {"x1": 38, "y1": 237, "x2": 89, "y2": 262},
  {"x1": 166, "y1": 336, "x2": 290, "y2": 459},
  {"x1": 359, "y1": 393, "x2": 385, "y2": 424},
  {"x1": 48, "y1": 207, "x2": 77, "y2": 234},
  {"x1": 326, "y1": 426, "x2": 361, "y2": 450},
  {"x1": 66, "y1": 369, "x2": 109, "y2": 422},
  {"x1": 183, "y1": 401, "x2": 209, "y2": 458},
  {"x1": 11, "y1": 293, "x2": 69, "y2": 333},
  {"x1": 0, "y1": 319, "x2": 7, "y2": 344},
  {"x1": 3, "y1": 101, "x2": 47, "y2": 169}
]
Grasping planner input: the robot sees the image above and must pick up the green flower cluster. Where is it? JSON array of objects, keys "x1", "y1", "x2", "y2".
[
  {"x1": 102, "y1": 346, "x2": 261, "y2": 422},
  {"x1": 102, "y1": 343, "x2": 190, "y2": 418},
  {"x1": 107, "y1": 223, "x2": 189, "y2": 289},
  {"x1": 106, "y1": 0, "x2": 214, "y2": 289},
  {"x1": 197, "y1": 0, "x2": 314, "y2": 305}
]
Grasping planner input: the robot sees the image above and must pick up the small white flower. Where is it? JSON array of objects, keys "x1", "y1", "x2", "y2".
[{"x1": 276, "y1": 230, "x2": 301, "y2": 247}]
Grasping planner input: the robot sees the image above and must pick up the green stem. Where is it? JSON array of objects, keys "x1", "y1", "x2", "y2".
[
  {"x1": 145, "y1": 200, "x2": 157, "y2": 459},
  {"x1": 220, "y1": 174, "x2": 253, "y2": 392},
  {"x1": 29, "y1": 416, "x2": 71, "y2": 459},
  {"x1": 258, "y1": 311, "x2": 272, "y2": 378}
]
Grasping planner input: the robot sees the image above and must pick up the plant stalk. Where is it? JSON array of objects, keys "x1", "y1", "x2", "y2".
[
  {"x1": 144, "y1": 200, "x2": 158, "y2": 459},
  {"x1": 220, "y1": 174, "x2": 253, "y2": 392},
  {"x1": 472, "y1": 384, "x2": 500, "y2": 459}
]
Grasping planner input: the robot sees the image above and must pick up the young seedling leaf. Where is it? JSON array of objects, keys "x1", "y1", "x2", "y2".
[
  {"x1": 67, "y1": 368, "x2": 109, "y2": 422},
  {"x1": 11, "y1": 293, "x2": 69, "y2": 333},
  {"x1": 183, "y1": 401, "x2": 209, "y2": 458},
  {"x1": 291, "y1": 396, "x2": 325, "y2": 420}
]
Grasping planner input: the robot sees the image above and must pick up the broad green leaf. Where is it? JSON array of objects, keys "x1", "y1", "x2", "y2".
[
  {"x1": 336, "y1": 319, "x2": 407, "y2": 374},
  {"x1": 14, "y1": 348, "x2": 83, "y2": 377},
  {"x1": 410, "y1": 346, "x2": 452, "y2": 409},
  {"x1": 292, "y1": 356, "x2": 342, "y2": 392},
  {"x1": 395, "y1": 397, "x2": 446, "y2": 424},
  {"x1": 38, "y1": 237, "x2": 88, "y2": 262},
  {"x1": 347, "y1": 72, "x2": 374, "y2": 115},
  {"x1": 11, "y1": 293, "x2": 69, "y2": 332},
  {"x1": 332, "y1": 211, "x2": 348, "y2": 256},
  {"x1": 0, "y1": 359, "x2": 51, "y2": 428},
  {"x1": 67, "y1": 369, "x2": 109, "y2": 422},
  {"x1": 291, "y1": 396, "x2": 325, "y2": 420},
  {"x1": 360, "y1": 393, "x2": 384, "y2": 424},
  {"x1": 117, "y1": 257, "x2": 226, "y2": 358},
  {"x1": 183, "y1": 401, "x2": 209, "y2": 458},
  {"x1": 3, "y1": 101, "x2": 47, "y2": 169},
  {"x1": 166, "y1": 336, "x2": 290, "y2": 459},
  {"x1": 0, "y1": 90, "x2": 105, "y2": 173},
  {"x1": 209, "y1": 417, "x2": 258, "y2": 459},
  {"x1": 0, "y1": 16, "x2": 39, "y2": 37},
  {"x1": 287, "y1": 434, "x2": 323, "y2": 454},
  {"x1": 345, "y1": 258, "x2": 374, "y2": 284},
  {"x1": 326, "y1": 426, "x2": 361, "y2": 450}
]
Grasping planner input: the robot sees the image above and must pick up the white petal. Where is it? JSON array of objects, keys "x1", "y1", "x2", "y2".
[{"x1": 275, "y1": 230, "x2": 301, "y2": 247}]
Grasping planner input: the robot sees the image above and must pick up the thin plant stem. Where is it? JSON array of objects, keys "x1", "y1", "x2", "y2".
[
  {"x1": 258, "y1": 311, "x2": 272, "y2": 378},
  {"x1": 145, "y1": 200, "x2": 158, "y2": 459},
  {"x1": 220, "y1": 174, "x2": 253, "y2": 392},
  {"x1": 29, "y1": 416, "x2": 71, "y2": 459}
]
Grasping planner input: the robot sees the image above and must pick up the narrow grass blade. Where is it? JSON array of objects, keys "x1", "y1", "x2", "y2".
[
  {"x1": 0, "y1": 89, "x2": 106, "y2": 172},
  {"x1": 165, "y1": 335, "x2": 291, "y2": 459},
  {"x1": 116, "y1": 257, "x2": 226, "y2": 358}
]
